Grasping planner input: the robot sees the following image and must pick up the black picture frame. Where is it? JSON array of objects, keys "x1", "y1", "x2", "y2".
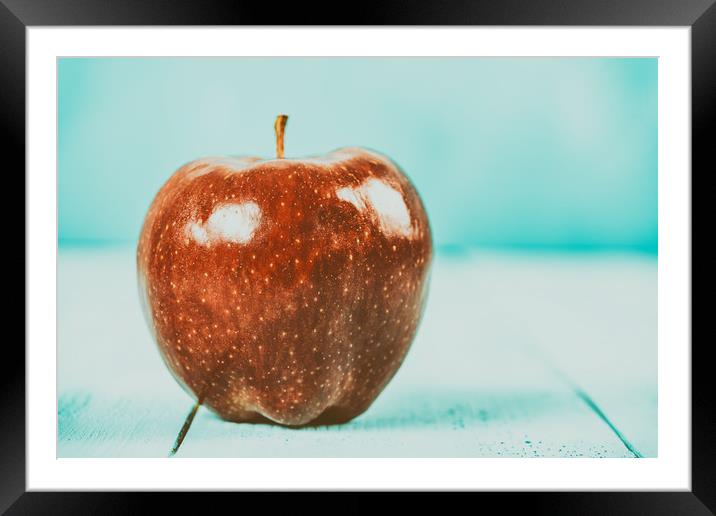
[{"x1": 5, "y1": 0, "x2": 712, "y2": 513}]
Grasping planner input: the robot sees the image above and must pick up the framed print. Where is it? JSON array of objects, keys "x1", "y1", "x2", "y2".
[{"x1": 8, "y1": 0, "x2": 713, "y2": 513}]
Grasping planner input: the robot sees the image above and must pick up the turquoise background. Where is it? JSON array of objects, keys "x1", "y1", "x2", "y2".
[{"x1": 58, "y1": 57, "x2": 657, "y2": 253}]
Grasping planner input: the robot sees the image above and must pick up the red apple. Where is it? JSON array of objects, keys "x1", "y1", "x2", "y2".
[{"x1": 137, "y1": 116, "x2": 432, "y2": 429}]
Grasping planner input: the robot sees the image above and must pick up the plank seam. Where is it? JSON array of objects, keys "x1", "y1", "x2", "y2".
[{"x1": 573, "y1": 387, "x2": 644, "y2": 458}]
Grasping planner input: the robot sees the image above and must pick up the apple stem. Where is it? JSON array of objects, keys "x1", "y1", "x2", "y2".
[
  {"x1": 274, "y1": 114, "x2": 288, "y2": 159},
  {"x1": 169, "y1": 398, "x2": 202, "y2": 456}
]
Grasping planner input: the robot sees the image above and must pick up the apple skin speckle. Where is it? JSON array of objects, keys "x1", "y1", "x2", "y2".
[{"x1": 137, "y1": 147, "x2": 432, "y2": 426}]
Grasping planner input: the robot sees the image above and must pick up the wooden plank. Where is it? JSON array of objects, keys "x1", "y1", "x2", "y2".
[
  {"x1": 58, "y1": 247, "x2": 189, "y2": 457},
  {"x1": 57, "y1": 247, "x2": 651, "y2": 458},
  {"x1": 473, "y1": 252, "x2": 658, "y2": 457}
]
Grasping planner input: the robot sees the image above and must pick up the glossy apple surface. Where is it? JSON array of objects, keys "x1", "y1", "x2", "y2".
[{"x1": 137, "y1": 147, "x2": 432, "y2": 425}]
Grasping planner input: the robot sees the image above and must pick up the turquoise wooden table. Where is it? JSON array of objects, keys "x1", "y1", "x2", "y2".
[{"x1": 58, "y1": 246, "x2": 656, "y2": 458}]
